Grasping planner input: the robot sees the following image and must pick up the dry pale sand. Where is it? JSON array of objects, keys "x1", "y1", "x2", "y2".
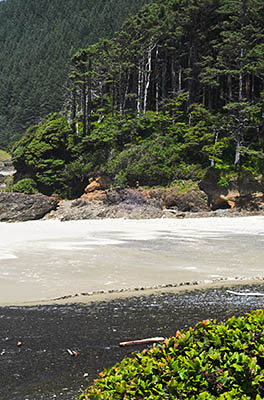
[{"x1": 0, "y1": 216, "x2": 264, "y2": 306}]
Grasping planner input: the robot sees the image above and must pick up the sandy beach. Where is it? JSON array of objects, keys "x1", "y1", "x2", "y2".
[
  {"x1": 1, "y1": 215, "x2": 264, "y2": 399},
  {"x1": 0, "y1": 215, "x2": 264, "y2": 306}
]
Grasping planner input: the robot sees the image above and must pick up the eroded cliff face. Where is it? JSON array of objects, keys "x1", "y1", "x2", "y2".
[
  {"x1": 199, "y1": 169, "x2": 264, "y2": 212},
  {"x1": 2, "y1": 171, "x2": 264, "y2": 222},
  {"x1": 47, "y1": 173, "x2": 264, "y2": 221}
]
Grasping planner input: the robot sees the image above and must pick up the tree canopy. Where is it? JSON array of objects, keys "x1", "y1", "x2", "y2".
[
  {"x1": 11, "y1": 0, "x2": 264, "y2": 198},
  {"x1": 0, "y1": 0, "x2": 151, "y2": 147}
]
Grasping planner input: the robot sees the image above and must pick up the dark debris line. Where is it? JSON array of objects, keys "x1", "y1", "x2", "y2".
[{"x1": 1, "y1": 285, "x2": 264, "y2": 400}]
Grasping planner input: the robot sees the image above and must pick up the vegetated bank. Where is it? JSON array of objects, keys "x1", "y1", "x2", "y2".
[
  {"x1": 9, "y1": 0, "x2": 264, "y2": 208},
  {"x1": 77, "y1": 309, "x2": 264, "y2": 399}
]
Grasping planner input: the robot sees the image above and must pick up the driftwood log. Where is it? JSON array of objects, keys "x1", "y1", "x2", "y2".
[
  {"x1": 227, "y1": 290, "x2": 264, "y2": 297},
  {"x1": 119, "y1": 337, "x2": 165, "y2": 347}
]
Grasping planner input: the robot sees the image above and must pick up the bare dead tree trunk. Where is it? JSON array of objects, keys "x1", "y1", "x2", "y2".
[
  {"x1": 137, "y1": 56, "x2": 144, "y2": 116},
  {"x1": 155, "y1": 46, "x2": 159, "y2": 115},
  {"x1": 211, "y1": 129, "x2": 219, "y2": 167},
  {"x1": 178, "y1": 66, "x2": 182, "y2": 92},
  {"x1": 137, "y1": 66, "x2": 142, "y2": 116},
  {"x1": 143, "y1": 40, "x2": 156, "y2": 114},
  {"x1": 82, "y1": 84, "x2": 87, "y2": 135},
  {"x1": 161, "y1": 48, "x2": 168, "y2": 104}
]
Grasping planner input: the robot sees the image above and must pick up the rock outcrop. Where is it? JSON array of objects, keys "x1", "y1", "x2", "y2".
[
  {"x1": 0, "y1": 192, "x2": 58, "y2": 222},
  {"x1": 84, "y1": 176, "x2": 112, "y2": 193},
  {"x1": 35, "y1": 173, "x2": 264, "y2": 221},
  {"x1": 160, "y1": 188, "x2": 209, "y2": 212},
  {"x1": 46, "y1": 185, "x2": 210, "y2": 221},
  {"x1": 199, "y1": 169, "x2": 264, "y2": 211}
]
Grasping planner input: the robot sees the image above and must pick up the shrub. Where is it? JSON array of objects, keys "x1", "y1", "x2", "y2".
[
  {"x1": 11, "y1": 113, "x2": 79, "y2": 197},
  {"x1": 77, "y1": 309, "x2": 264, "y2": 399},
  {"x1": 13, "y1": 178, "x2": 38, "y2": 194}
]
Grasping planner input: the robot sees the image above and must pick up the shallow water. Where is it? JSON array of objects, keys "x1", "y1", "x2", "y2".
[
  {"x1": 1, "y1": 217, "x2": 264, "y2": 304},
  {"x1": 1, "y1": 285, "x2": 264, "y2": 399}
]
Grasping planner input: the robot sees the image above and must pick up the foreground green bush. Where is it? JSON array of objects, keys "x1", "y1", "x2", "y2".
[{"x1": 77, "y1": 309, "x2": 264, "y2": 399}]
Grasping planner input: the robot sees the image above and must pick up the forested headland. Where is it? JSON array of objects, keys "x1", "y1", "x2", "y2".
[
  {"x1": 0, "y1": 0, "x2": 151, "y2": 147},
  {"x1": 7, "y1": 0, "x2": 264, "y2": 199}
]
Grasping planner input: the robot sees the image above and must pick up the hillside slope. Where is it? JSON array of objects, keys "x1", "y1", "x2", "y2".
[{"x1": 0, "y1": 0, "x2": 150, "y2": 147}]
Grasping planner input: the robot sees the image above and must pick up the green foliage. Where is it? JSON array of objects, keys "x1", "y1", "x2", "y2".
[
  {"x1": 77, "y1": 309, "x2": 264, "y2": 399},
  {"x1": 172, "y1": 180, "x2": 199, "y2": 194},
  {"x1": 12, "y1": 113, "x2": 86, "y2": 197},
  {"x1": 218, "y1": 176, "x2": 230, "y2": 188},
  {"x1": 10, "y1": 0, "x2": 264, "y2": 196},
  {"x1": 12, "y1": 178, "x2": 38, "y2": 194},
  {"x1": 2, "y1": 175, "x2": 14, "y2": 193}
]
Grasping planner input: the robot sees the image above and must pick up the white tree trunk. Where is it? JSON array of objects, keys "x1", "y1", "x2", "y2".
[
  {"x1": 155, "y1": 46, "x2": 159, "y2": 115},
  {"x1": 143, "y1": 40, "x2": 156, "y2": 114},
  {"x1": 137, "y1": 60, "x2": 143, "y2": 116},
  {"x1": 211, "y1": 129, "x2": 219, "y2": 167},
  {"x1": 234, "y1": 139, "x2": 241, "y2": 165},
  {"x1": 178, "y1": 66, "x2": 182, "y2": 92}
]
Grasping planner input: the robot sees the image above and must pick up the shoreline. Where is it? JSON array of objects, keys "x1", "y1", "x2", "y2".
[
  {"x1": 45, "y1": 204, "x2": 264, "y2": 222},
  {"x1": 6, "y1": 276, "x2": 264, "y2": 308}
]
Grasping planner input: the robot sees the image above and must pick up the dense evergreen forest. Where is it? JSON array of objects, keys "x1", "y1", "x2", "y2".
[
  {"x1": 0, "y1": 0, "x2": 151, "y2": 147},
  {"x1": 11, "y1": 0, "x2": 264, "y2": 198}
]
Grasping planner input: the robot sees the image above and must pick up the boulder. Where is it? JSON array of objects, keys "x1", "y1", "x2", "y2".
[
  {"x1": 162, "y1": 188, "x2": 210, "y2": 212},
  {"x1": 0, "y1": 192, "x2": 58, "y2": 222}
]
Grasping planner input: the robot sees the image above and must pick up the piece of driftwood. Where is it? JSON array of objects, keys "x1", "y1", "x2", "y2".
[
  {"x1": 66, "y1": 348, "x2": 79, "y2": 356},
  {"x1": 119, "y1": 337, "x2": 165, "y2": 347},
  {"x1": 227, "y1": 290, "x2": 264, "y2": 297}
]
